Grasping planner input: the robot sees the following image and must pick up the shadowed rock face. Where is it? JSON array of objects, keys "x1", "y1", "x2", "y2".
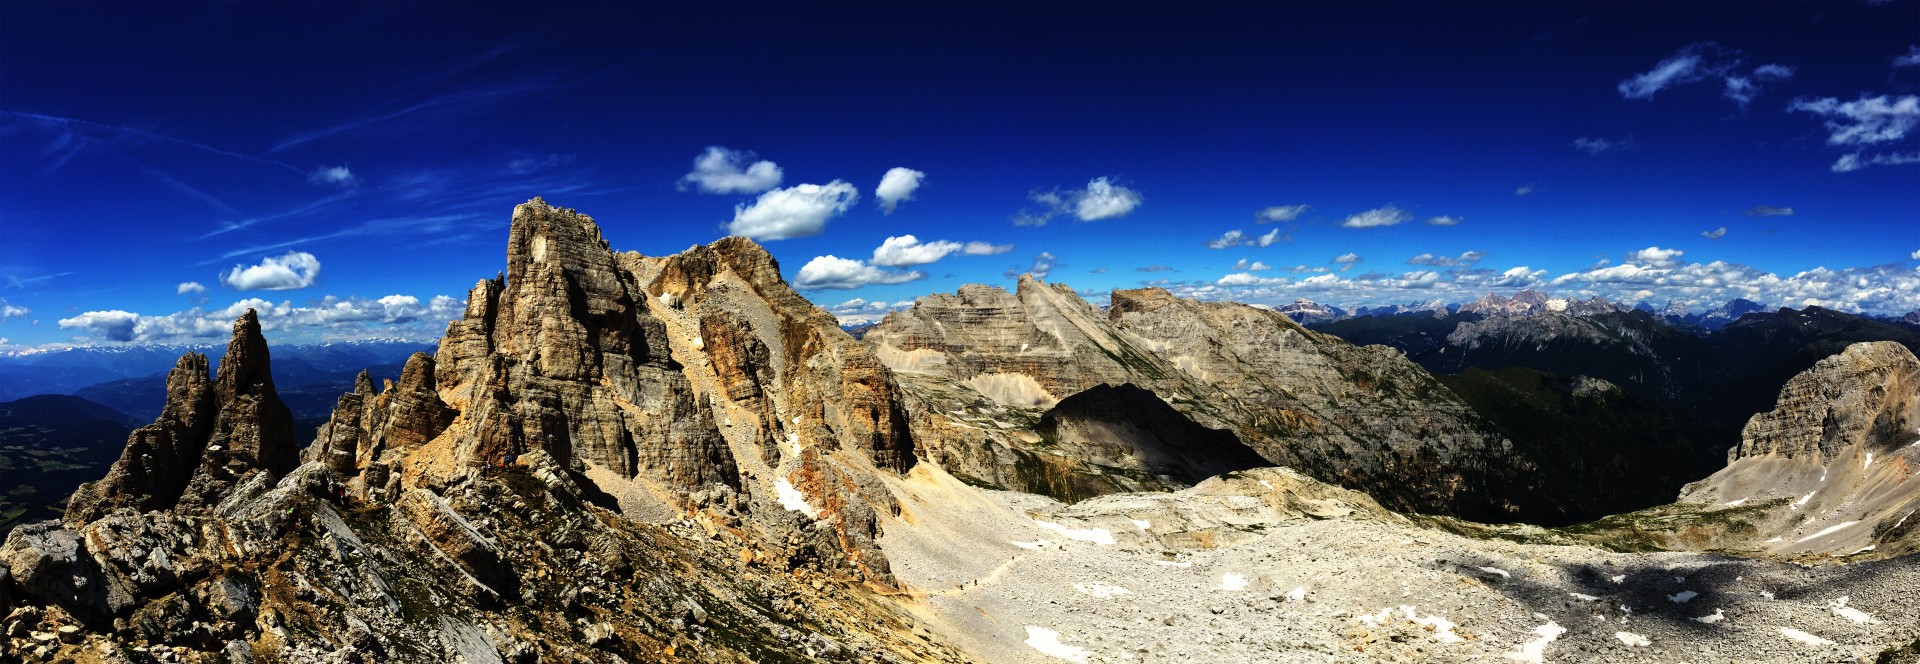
[
  {"x1": 64, "y1": 310, "x2": 296, "y2": 524},
  {"x1": 1030, "y1": 383, "x2": 1270, "y2": 501}
]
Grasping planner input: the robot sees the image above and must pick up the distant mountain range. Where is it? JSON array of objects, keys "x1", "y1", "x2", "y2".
[{"x1": 1276, "y1": 289, "x2": 1914, "y2": 333}]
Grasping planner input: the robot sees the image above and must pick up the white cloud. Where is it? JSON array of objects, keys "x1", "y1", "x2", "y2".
[
  {"x1": 1426, "y1": 215, "x2": 1463, "y2": 226},
  {"x1": 1256, "y1": 204, "x2": 1309, "y2": 223},
  {"x1": 1014, "y1": 177, "x2": 1142, "y2": 225},
  {"x1": 1911, "y1": 249, "x2": 1920, "y2": 260},
  {"x1": 58, "y1": 310, "x2": 139, "y2": 341},
  {"x1": 1626, "y1": 246, "x2": 1686, "y2": 268},
  {"x1": 222, "y1": 251, "x2": 321, "y2": 291},
  {"x1": 307, "y1": 165, "x2": 357, "y2": 187},
  {"x1": 1894, "y1": 45, "x2": 1920, "y2": 68},
  {"x1": 871, "y1": 235, "x2": 963, "y2": 267},
  {"x1": 962, "y1": 241, "x2": 1013, "y2": 256},
  {"x1": 1231, "y1": 258, "x2": 1274, "y2": 271},
  {"x1": 1701, "y1": 227, "x2": 1728, "y2": 240},
  {"x1": 1341, "y1": 206, "x2": 1412, "y2": 228},
  {"x1": 1208, "y1": 230, "x2": 1252, "y2": 249},
  {"x1": 1832, "y1": 153, "x2": 1865, "y2": 173},
  {"x1": 1491, "y1": 266, "x2": 1549, "y2": 288},
  {"x1": 726, "y1": 181, "x2": 859, "y2": 240},
  {"x1": 1514, "y1": 184, "x2": 1535, "y2": 196},
  {"x1": 1872, "y1": 152, "x2": 1920, "y2": 166},
  {"x1": 825, "y1": 297, "x2": 913, "y2": 326},
  {"x1": 1788, "y1": 95, "x2": 1920, "y2": 146},
  {"x1": 1332, "y1": 253, "x2": 1363, "y2": 272},
  {"x1": 176, "y1": 281, "x2": 207, "y2": 295},
  {"x1": 679, "y1": 146, "x2": 783, "y2": 194},
  {"x1": 1745, "y1": 205, "x2": 1795, "y2": 217},
  {"x1": 1217, "y1": 272, "x2": 1283, "y2": 286},
  {"x1": 0, "y1": 299, "x2": 27, "y2": 322},
  {"x1": 1005, "y1": 252, "x2": 1058, "y2": 280},
  {"x1": 875, "y1": 167, "x2": 925, "y2": 214},
  {"x1": 793, "y1": 255, "x2": 925, "y2": 290},
  {"x1": 1257, "y1": 228, "x2": 1282, "y2": 247},
  {"x1": 1572, "y1": 137, "x2": 1630, "y2": 154},
  {"x1": 1407, "y1": 250, "x2": 1486, "y2": 268},
  {"x1": 1618, "y1": 43, "x2": 1790, "y2": 105}
]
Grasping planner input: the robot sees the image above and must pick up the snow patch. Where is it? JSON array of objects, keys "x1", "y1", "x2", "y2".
[
  {"x1": 1218, "y1": 573, "x2": 1248, "y2": 591},
  {"x1": 1722, "y1": 498, "x2": 1748, "y2": 507},
  {"x1": 1864, "y1": 452, "x2": 1874, "y2": 469},
  {"x1": 1478, "y1": 566, "x2": 1511, "y2": 579},
  {"x1": 1760, "y1": 590, "x2": 1775, "y2": 600},
  {"x1": 1790, "y1": 491, "x2": 1816, "y2": 509},
  {"x1": 1668, "y1": 590, "x2": 1697, "y2": 604},
  {"x1": 1615, "y1": 631, "x2": 1651, "y2": 647},
  {"x1": 1795, "y1": 520, "x2": 1859, "y2": 543},
  {"x1": 1285, "y1": 586, "x2": 1307, "y2": 602},
  {"x1": 785, "y1": 432, "x2": 801, "y2": 459},
  {"x1": 1694, "y1": 609, "x2": 1725, "y2": 624},
  {"x1": 1259, "y1": 479, "x2": 1275, "y2": 490},
  {"x1": 1503, "y1": 620, "x2": 1565, "y2": 663},
  {"x1": 1608, "y1": 574, "x2": 1626, "y2": 584},
  {"x1": 1072, "y1": 582, "x2": 1133, "y2": 599},
  {"x1": 1131, "y1": 519, "x2": 1151, "y2": 530},
  {"x1": 1844, "y1": 545, "x2": 1877, "y2": 557},
  {"x1": 1569, "y1": 593, "x2": 1600, "y2": 602},
  {"x1": 1032, "y1": 520, "x2": 1116, "y2": 545},
  {"x1": 1023, "y1": 626, "x2": 1090, "y2": 663},
  {"x1": 692, "y1": 336, "x2": 704, "y2": 350},
  {"x1": 1359, "y1": 606, "x2": 1465, "y2": 644},
  {"x1": 1152, "y1": 560, "x2": 1192, "y2": 568},
  {"x1": 1780, "y1": 627, "x2": 1833, "y2": 646},
  {"x1": 774, "y1": 478, "x2": 819, "y2": 518},
  {"x1": 1830, "y1": 596, "x2": 1877, "y2": 624}
]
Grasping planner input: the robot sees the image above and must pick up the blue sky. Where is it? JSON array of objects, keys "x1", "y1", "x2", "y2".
[{"x1": 2, "y1": 2, "x2": 1917, "y2": 347}]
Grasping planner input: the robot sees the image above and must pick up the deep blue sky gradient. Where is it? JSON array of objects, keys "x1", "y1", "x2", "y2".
[{"x1": 2, "y1": 2, "x2": 1916, "y2": 346}]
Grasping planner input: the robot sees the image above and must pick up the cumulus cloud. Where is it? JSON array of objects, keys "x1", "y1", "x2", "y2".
[
  {"x1": 58, "y1": 310, "x2": 139, "y2": 341},
  {"x1": 1626, "y1": 246, "x2": 1686, "y2": 268},
  {"x1": 793, "y1": 255, "x2": 925, "y2": 290},
  {"x1": 1256, "y1": 204, "x2": 1309, "y2": 223},
  {"x1": 1617, "y1": 42, "x2": 1791, "y2": 105},
  {"x1": 1701, "y1": 227, "x2": 1728, "y2": 240},
  {"x1": 1572, "y1": 136, "x2": 1632, "y2": 154},
  {"x1": 1230, "y1": 259, "x2": 1273, "y2": 271},
  {"x1": 1788, "y1": 95, "x2": 1920, "y2": 146},
  {"x1": 1208, "y1": 230, "x2": 1251, "y2": 249},
  {"x1": 1331, "y1": 253, "x2": 1363, "y2": 271},
  {"x1": 1406, "y1": 250, "x2": 1486, "y2": 268},
  {"x1": 0, "y1": 299, "x2": 28, "y2": 322},
  {"x1": 1745, "y1": 205, "x2": 1795, "y2": 217},
  {"x1": 307, "y1": 165, "x2": 357, "y2": 187},
  {"x1": 1257, "y1": 228, "x2": 1282, "y2": 247},
  {"x1": 1426, "y1": 215, "x2": 1462, "y2": 226},
  {"x1": 875, "y1": 167, "x2": 925, "y2": 214},
  {"x1": 1004, "y1": 252, "x2": 1058, "y2": 280},
  {"x1": 1514, "y1": 184, "x2": 1536, "y2": 196},
  {"x1": 1341, "y1": 206, "x2": 1412, "y2": 228},
  {"x1": 1490, "y1": 266, "x2": 1549, "y2": 288},
  {"x1": 870, "y1": 235, "x2": 963, "y2": 267},
  {"x1": 176, "y1": 281, "x2": 207, "y2": 295},
  {"x1": 824, "y1": 297, "x2": 914, "y2": 326},
  {"x1": 725, "y1": 181, "x2": 858, "y2": 240},
  {"x1": 1013, "y1": 177, "x2": 1142, "y2": 225},
  {"x1": 222, "y1": 251, "x2": 321, "y2": 291},
  {"x1": 1911, "y1": 249, "x2": 1920, "y2": 260},
  {"x1": 680, "y1": 146, "x2": 783, "y2": 194},
  {"x1": 962, "y1": 241, "x2": 1013, "y2": 256}
]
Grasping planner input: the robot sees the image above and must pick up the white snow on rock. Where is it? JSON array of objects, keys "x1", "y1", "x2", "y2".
[
  {"x1": 1218, "y1": 573, "x2": 1249, "y2": 591},
  {"x1": 1032, "y1": 520, "x2": 1116, "y2": 545},
  {"x1": 1131, "y1": 519, "x2": 1151, "y2": 530},
  {"x1": 1668, "y1": 590, "x2": 1698, "y2": 604},
  {"x1": 774, "y1": 478, "x2": 819, "y2": 518},
  {"x1": 1259, "y1": 480, "x2": 1275, "y2": 490},
  {"x1": 1152, "y1": 560, "x2": 1192, "y2": 568},
  {"x1": 1615, "y1": 631, "x2": 1651, "y2": 647},
  {"x1": 1694, "y1": 609, "x2": 1725, "y2": 624},
  {"x1": 1780, "y1": 627, "x2": 1833, "y2": 646},
  {"x1": 1723, "y1": 498, "x2": 1748, "y2": 507},
  {"x1": 1760, "y1": 590, "x2": 1776, "y2": 600},
  {"x1": 1830, "y1": 596, "x2": 1878, "y2": 624},
  {"x1": 1010, "y1": 540, "x2": 1053, "y2": 550},
  {"x1": 1478, "y1": 566, "x2": 1511, "y2": 579},
  {"x1": 1843, "y1": 545, "x2": 1877, "y2": 557},
  {"x1": 1795, "y1": 520, "x2": 1859, "y2": 543},
  {"x1": 1023, "y1": 626, "x2": 1091, "y2": 663},
  {"x1": 1864, "y1": 453, "x2": 1873, "y2": 469},
  {"x1": 1791, "y1": 491, "x2": 1816, "y2": 509},
  {"x1": 1285, "y1": 586, "x2": 1307, "y2": 602},
  {"x1": 1503, "y1": 620, "x2": 1565, "y2": 663},
  {"x1": 1359, "y1": 606, "x2": 1465, "y2": 644},
  {"x1": 785, "y1": 432, "x2": 801, "y2": 459},
  {"x1": 1072, "y1": 582, "x2": 1133, "y2": 599},
  {"x1": 1569, "y1": 593, "x2": 1600, "y2": 602},
  {"x1": 1609, "y1": 574, "x2": 1626, "y2": 584}
]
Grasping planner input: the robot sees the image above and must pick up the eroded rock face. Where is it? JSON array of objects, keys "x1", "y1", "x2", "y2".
[
  {"x1": 66, "y1": 310, "x2": 296, "y2": 523},
  {"x1": 1729, "y1": 341, "x2": 1920, "y2": 463},
  {"x1": 305, "y1": 353, "x2": 454, "y2": 481},
  {"x1": 1029, "y1": 383, "x2": 1269, "y2": 501}
]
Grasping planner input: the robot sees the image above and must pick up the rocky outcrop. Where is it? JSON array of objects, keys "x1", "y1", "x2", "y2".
[
  {"x1": 1669, "y1": 342, "x2": 1920, "y2": 557},
  {"x1": 64, "y1": 310, "x2": 296, "y2": 523},
  {"x1": 1028, "y1": 383, "x2": 1269, "y2": 501},
  {"x1": 305, "y1": 352, "x2": 454, "y2": 494}
]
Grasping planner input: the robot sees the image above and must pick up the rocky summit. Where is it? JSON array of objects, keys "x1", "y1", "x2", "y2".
[{"x1": 4, "y1": 199, "x2": 1917, "y2": 663}]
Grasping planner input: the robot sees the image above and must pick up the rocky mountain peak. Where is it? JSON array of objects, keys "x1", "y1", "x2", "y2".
[
  {"x1": 1730, "y1": 340, "x2": 1919, "y2": 463},
  {"x1": 1106, "y1": 287, "x2": 1180, "y2": 320}
]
